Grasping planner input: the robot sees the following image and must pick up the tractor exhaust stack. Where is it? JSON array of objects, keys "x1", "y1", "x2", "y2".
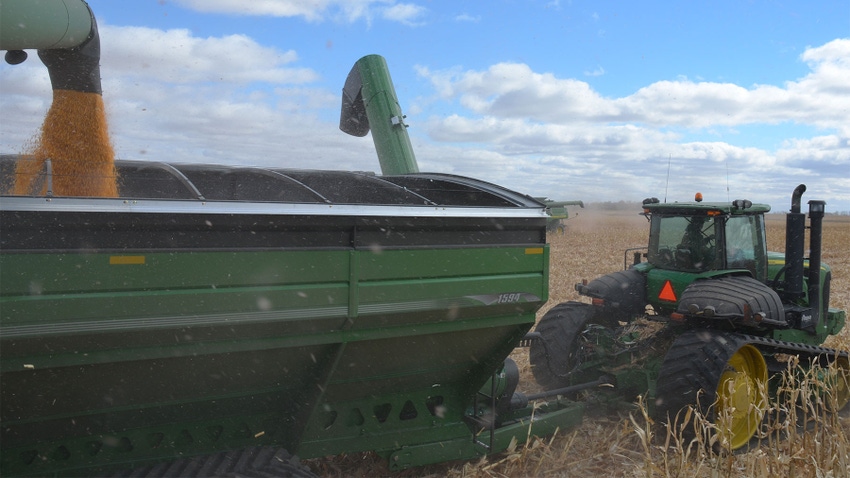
[
  {"x1": 807, "y1": 199, "x2": 826, "y2": 330},
  {"x1": 783, "y1": 184, "x2": 807, "y2": 301}
]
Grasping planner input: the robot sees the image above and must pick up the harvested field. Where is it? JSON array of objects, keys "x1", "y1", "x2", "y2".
[{"x1": 309, "y1": 208, "x2": 850, "y2": 477}]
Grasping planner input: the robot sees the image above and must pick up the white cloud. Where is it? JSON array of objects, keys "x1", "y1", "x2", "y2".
[
  {"x1": 2, "y1": 19, "x2": 848, "y2": 211},
  {"x1": 381, "y1": 3, "x2": 427, "y2": 26},
  {"x1": 584, "y1": 66, "x2": 605, "y2": 77},
  {"x1": 412, "y1": 39, "x2": 850, "y2": 209},
  {"x1": 418, "y1": 40, "x2": 850, "y2": 132},
  {"x1": 421, "y1": 62, "x2": 620, "y2": 122},
  {"x1": 175, "y1": 0, "x2": 334, "y2": 20},
  {"x1": 454, "y1": 14, "x2": 481, "y2": 23},
  {"x1": 99, "y1": 25, "x2": 318, "y2": 85},
  {"x1": 173, "y1": 0, "x2": 426, "y2": 25}
]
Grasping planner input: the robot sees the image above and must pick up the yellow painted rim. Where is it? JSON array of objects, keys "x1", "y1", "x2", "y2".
[{"x1": 715, "y1": 344, "x2": 768, "y2": 450}]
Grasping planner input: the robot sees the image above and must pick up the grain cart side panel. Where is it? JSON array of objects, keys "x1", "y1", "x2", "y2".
[
  {"x1": 297, "y1": 244, "x2": 549, "y2": 457},
  {"x1": 0, "y1": 206, "x2": 355, "y2": 475},
  {"x1": 0, "y1": 160, "x2": 549, "y2": 476}
]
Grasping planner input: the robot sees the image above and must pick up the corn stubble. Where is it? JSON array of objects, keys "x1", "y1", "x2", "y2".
[{"x1": 311, "y1": 210, "x2": 850, "y2": 478}]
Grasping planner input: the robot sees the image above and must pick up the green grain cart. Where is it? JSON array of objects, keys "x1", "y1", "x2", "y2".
[{"x1": 0, "y1": 2, "x2": 583, "y2": 476}]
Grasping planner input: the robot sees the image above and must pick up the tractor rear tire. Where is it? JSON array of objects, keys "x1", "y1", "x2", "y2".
[
  {"x1": 654, "y1": 330, "x2": 767, "y2": 451},
  {"x1": 530, "y1": 301, "x2": 593, "y2": 390}
]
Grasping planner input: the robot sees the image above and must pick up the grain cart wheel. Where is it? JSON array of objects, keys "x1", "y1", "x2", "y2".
[
  {"x1": 655, "y1": 330, "x2": 767, "y2": 451},
  {"x1": 529, "y1": 301, "x2": 593, "y2": 390}
]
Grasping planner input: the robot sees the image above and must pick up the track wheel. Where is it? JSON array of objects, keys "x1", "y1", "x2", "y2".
[
  {"x1": 529, "y1": 301, "x2": 593, "y2": 390},
  {"x1": 714, "y1": 344, "x2": 768, "y2": 450},
  {"x1": 655, "y1": 331, "x2": 767, "y2": 451}
]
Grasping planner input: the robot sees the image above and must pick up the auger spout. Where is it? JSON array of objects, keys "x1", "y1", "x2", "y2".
[
  {"x1": 0, "y1": 0, "x2": 93, "y2": 50},
  {"x1": 0, "y1": 0, "x2": 102, "y2": 93},
  {"x1": 1, "y1": 0, "x2": 115, "y2": 197},
  {"x1": 340, "y1": 54, "x2": 419, "y2": 175}
]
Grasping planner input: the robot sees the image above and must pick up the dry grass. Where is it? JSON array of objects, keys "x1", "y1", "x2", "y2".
[{"x1": 308, "y1": 209, "x2": 850, "y2": 477}]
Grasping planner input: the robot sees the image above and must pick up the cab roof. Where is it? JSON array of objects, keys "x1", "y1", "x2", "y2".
[{"x1": 641, "y1": 198, "x2": 771, "y2": 216}]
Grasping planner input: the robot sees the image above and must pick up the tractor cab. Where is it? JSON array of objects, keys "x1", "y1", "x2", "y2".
[
  {"x1": 643, "y1": 196, "x2": 771, "y2": 279},
  {"x1": 575, "y1": 185, "x2": 840, "y2": 337},
  {"x1": 638, "y1": 195, "x2": 771, "y2": 314}
]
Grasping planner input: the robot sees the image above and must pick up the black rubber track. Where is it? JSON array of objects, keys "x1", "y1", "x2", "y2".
[
  {"x1": 653, "y1": 330, "x2": 750, "y2": 430},
  {"x1": 107, "y1": 447, "x2": 317, "y2": 478},
  {"x1": 529, "y1": 301, "x2": 593, "y2": 390}
]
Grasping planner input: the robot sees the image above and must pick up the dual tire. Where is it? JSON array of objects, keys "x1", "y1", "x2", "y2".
[
  {"x1": 529, "y1": 302, "x2": 593, "y2": 390},
  {"x1": 655, "y1": 330, "x2": 768, "y2": 450}
]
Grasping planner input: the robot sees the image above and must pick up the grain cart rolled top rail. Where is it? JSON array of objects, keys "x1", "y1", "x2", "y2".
[
  {"x1": 0, "y1": 2, "x2": 584, "y2": 475},
  {"x1": 530, "y1": 188, "x2": 849, "y2": 450}
]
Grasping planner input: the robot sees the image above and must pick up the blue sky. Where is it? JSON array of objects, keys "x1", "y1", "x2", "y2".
[{"x1": 1, "y1": 0, "x2": 849, "y2": 211}]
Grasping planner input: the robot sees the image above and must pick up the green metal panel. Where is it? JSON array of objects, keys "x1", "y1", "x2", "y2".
[
  {"x1": 0, "y1": 250, "x2": 350, "y2": 297},
  {"x1": 767, "y1": 251, "x2": 844, "y2": 344},
  {"x1": 644, "y1": 201, "x2": 770, "y2": 216},
  {"x1": 382, "y1": 399, "x2": 585, "y2": 470},
  {"x1": 0, "y1": 0, "x2": 93, "y2": 50},
  {"x1": 645, "y1": 268, "x2": 695, "y2": 312},
  {"x1": 1, "y1": 240, "x2": 549, "y2": 475},
  {"x1": 357, "y1": 246, "x2": 545, "y2": 281},
  {"x1": 0, "y1": 251, "x2": 351, "y2": 330}
]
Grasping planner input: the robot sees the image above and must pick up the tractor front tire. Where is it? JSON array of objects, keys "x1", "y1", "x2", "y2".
[{"x1": 530, "y1": 301, "x2": 593, "y2": 390}]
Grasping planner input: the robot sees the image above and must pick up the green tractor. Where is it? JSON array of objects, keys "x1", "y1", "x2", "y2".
[{"x1": 529, "y1": 186, "x2": 849, "y2": 450}]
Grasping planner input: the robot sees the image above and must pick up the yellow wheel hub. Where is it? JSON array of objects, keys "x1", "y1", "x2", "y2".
[{"x1": 715, "y1": 344, "x2": 768, "y2": 450}]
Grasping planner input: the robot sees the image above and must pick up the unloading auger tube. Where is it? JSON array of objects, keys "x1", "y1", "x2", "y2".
[
  {"x1": 340, "y1": 54, "x2": 420, "y2": 175},
  {"x1": 0, "y1": 0, "x2": 102, "y2": 93}
]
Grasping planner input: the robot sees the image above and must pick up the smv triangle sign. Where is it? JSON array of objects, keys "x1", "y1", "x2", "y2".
[{"x1": 659, "y1": 280, "x2": 677, "y2": 302}]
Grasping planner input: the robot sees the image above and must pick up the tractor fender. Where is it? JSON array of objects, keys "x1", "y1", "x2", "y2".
[
  {"x1": 576, "y1": 268, "x2": 646, "y2": 323},
  {"x1": 676, "y1": 275, "x2": 787, "y2": 327}
]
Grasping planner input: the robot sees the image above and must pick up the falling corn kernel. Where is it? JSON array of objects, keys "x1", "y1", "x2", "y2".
[{"x1": 14, "y1": 89, "x2": 117, "y2": 197}]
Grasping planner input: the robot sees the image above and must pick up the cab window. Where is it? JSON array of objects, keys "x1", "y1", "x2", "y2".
[
  {"x1": 649, "y1": 215, "x2": 717, "y2": 272},
  {"x1": 724, "y1": 215, "x2": 766, "y2": 280}
]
